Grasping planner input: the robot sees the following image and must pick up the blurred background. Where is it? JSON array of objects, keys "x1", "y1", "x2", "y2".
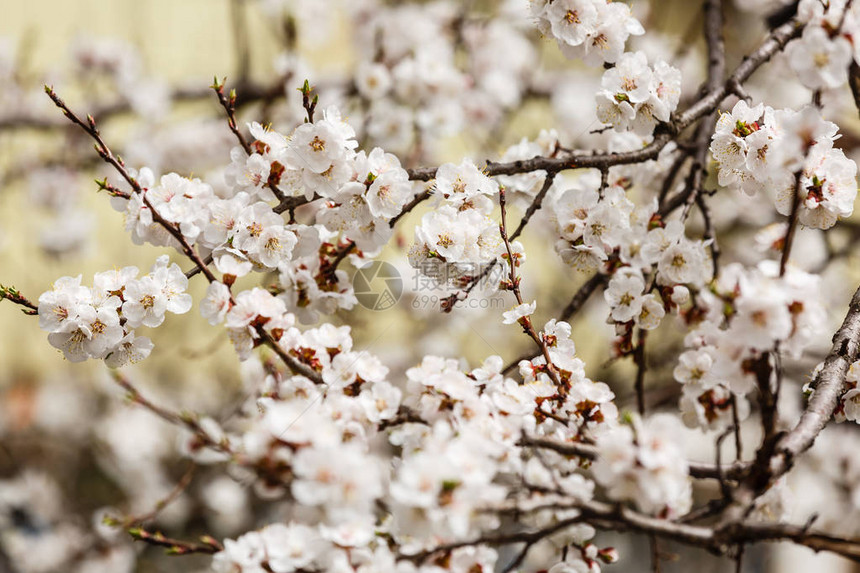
[{"x1": 1, "y1": 0, "x2": 860, "y2": 571}]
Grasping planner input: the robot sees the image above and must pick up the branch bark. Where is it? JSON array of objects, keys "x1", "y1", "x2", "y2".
[
  {"x1": 721, "y1": 283, "x2": 860, "y2": 522},
  {"x1": 406, "y1": 16, "x2": 801, "y2": 183}
]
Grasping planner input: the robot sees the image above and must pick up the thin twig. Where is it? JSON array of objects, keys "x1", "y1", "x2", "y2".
[
  {"x1": 735, "y1": 543, "x2": 745, "y2": 573},
  {"x1": 45, "y1": 86, "x2": 219, "y2": 284},
  {"x1": 520, "y1": 435, "x2": 749, "y2": 481},
  {"x1": 0, "y1": 284, "x2": 38, "y2": 315},
  {"x1": 720, "y1": 282, "x2": 860, "y2": 524},
  {"x1": 650, "y1": 534, "x2": 662, "y2": 573},
  {"x1": 731, "y1": 394, "x2": 743, "y2": 461},
  {"x1": 502, "y1": 273, "x2": 607, "y2": 375},
  {"x1": 438, "y1": 173, "x2": 557, "y2": 313},
  {"x1": 634, "y1": 330, "x2": 648, "y2": 416},
  {"x1": 510, "y1": 173, "x2": 557, "y2": 242},
  {"x1": 499, "y1": 188, "x2": 563, "y2": 391},
  {"x1": 128, "y1": 526, "x2": 222, "y2": 555},
  {"x1": 212, "y1": 78, "x2": 251, "y2": 155},
  {"x1": 122, "y1": 463, "x2": 196, "y2": 527},
  {"x1": 407, "y1": 16, "x2": 802, "y2": 182},
  {"x1": 46, "y1": 87, "x2": 326, "y2": 383},
  {"x1": 779, "y1": 170, "x2": 803, "y2": 276}
]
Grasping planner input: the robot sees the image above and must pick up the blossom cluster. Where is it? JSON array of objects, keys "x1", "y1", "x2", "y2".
[
  {"x1": 10, "y1": 0, "x2": 860, "y2": 571},
  {"x1": 675, "y1": 261, "x2": 824, "y2": 430},
  {"x1": 517, "y1": 318, "x2": 619, "y2": 439},
  {"x1": 349, "y1": 3, "x2": 539, "y2": 154},
  {"x1": 214, "y1": 520, "x2": 497, "y2": 573},
  {"x1": 785, "y1": 0, "x2": 860, "y2": 90},
  {"x1": 549, "y1": 171, "x2": 709, "y2": 286},
  {"x1": 408, "y1": 159, "x2": 512, "y2": 290},
  {"x1": 530, "y1": 0, "x2": 644, "y2": 66},
  {"x1": 711, "y1": 100, "x2": 858, "y2": 229},
  {"x1": 595, "y1": 51, "x2": 681, "y2": 136},
  {"x1": 207, "y1": 316, "x2": 634, "y2": 572},
  {"x1": 105, "y1": 106, "x2": 424, "y2": 325},
  {"x1": 36, "y1": 256, "x2": 191, "y2": 365},
  {"x1": 592, "y1": 414, "x2": 692, "y2": 517},
  {"x1": 604, "y1": 268, "x2": 667, "y2": 331}
]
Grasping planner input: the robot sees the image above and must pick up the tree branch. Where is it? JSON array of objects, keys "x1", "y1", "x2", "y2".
[
  {"x1": 520, "y1": 435, "x2": 750, "y2": 481},
  {"x1": 407, "y1": 16, "x2": 801, "y2": 183},
  {"x1": 720, "y1": 283, "x2": 860, "y2": 522},
  {"x1": 0, "y1": 284, "x2": 39, "y2": 315}
]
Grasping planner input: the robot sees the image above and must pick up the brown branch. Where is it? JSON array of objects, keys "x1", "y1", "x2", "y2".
[
  {"x1": 633, "y1": 330, "x2": 648, "y2": 416},
  {"x1": 696, "y1": 192, "x2": 721, "y2": 279},
  {"x1": 731, "y1": 394, "x2": 744, "y2": 461},
  {"x1": 44, "y1": 86, "x2": 219, "y2": 284},
  {"x1": 272, "y1": 193, "x2": 322, "y2": 215},
  {"x1": 723, "y1": 522, "x2": 860, "y2": 562},
  {"x1": 510, "y1": 173, "x2": 557, "y2": 242},
  {"x1": 679, "y1": 498, "x2": 731, "y2": 524},
  {"x1": 720, "y1": 282, "x2": 860, "y2": 523},
  {"x1": 45, "y1": 87, "x2": 323, "y2": 383},
  {"x1": 321, "y1": 240, "x2": 357, "y2": 282},
  {"x1": 376, "y1": 405, "x2": 428, "y2": 431},
  {"x1": 122, "y1": 463, "x2": 196, "y2": 527},
  {"x1": 0, "y1": 284, "x2": 39, "y2": 315},
  {"x1": 779, "y1": 170, "x2": 804, "y2": 276},
  {"x1": 490, "y1": 495, "x2": 860, "y2": 564},
  {"x1": 704, "y1": 0, "x2": 727, "y2": 91},
  {"x1": 389, "y1": 189, "x2": 431, "y2": 225},
  {"x1": 650, "y1": 534, "x2": 662, "y2": 573},
  {"x1": 128, "y1": 526, "x2": 222, "y2": 555},
  {"x1": 751, "y1": 352, "x2": 780, "y2": 457},
  {"x1": 559, "y1": 272, "x2": 609, "y2": 321},
  {"x1": 715, "y1": 425, "x2": 736, "y2": 499},
  {"x1": 400, "y1": 516, "x2": 584, "y2": 564},
  {"x1": 185, "y1": 253, "x2": 215, "y2": 280},
  {"x1": 680, "y1": 0, "x2": 726, "y2": 227},
  {"x1": 111, "y1": 371, "x2": 233, "y2": 455},
  {"x1": 575, "y1": 498, "x2": 860, "y2": 563},
  {"x1": 256, "y1": 328, "x2": 325, "y2": 384},
  {"x1": 499, "y1": 188, "x2": 563, "y2": 390},
  {"x1": 407, "y1": 16, "x2": 801, "y2": 183},
  {"x1": 520, "y1": 435, "x2": 749, "y2": 481},
  {"x1": 502, "y1": 272, "x2": 608, "y2": 375},
  {"x1": 212, "y1": 78, "x2": 252, "y2": 155}
]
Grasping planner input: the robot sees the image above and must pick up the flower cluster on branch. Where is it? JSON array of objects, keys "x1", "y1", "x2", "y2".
[{"x1": 5, "y1": 0, "x2": 860, "y2": 572}]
